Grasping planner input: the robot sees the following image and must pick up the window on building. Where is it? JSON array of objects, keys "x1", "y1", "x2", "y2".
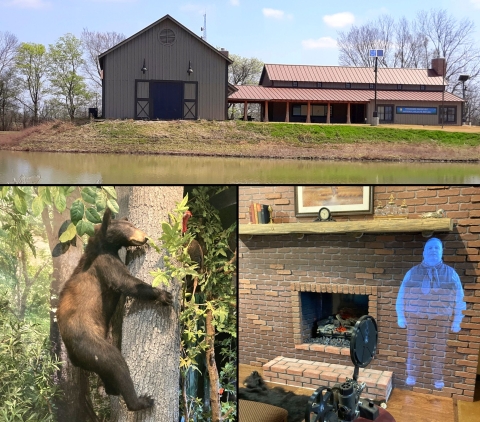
[
  {"x1": 397, "y1": 84, "x2": 403, "y2": 90},
  {"x1": 378, "y1": 105, "x2": 393, "y2": 122},
  {"x1": 420, "y1": 85, "x2": 426, "y2": 91},
  {"x1": 369, "y1": 83, "x2": 375, "y2": 89},
  {"x1": 317, "y1": 82, "x2": 323, "y2": 88},
  {"x1": 439, "y1": 106, "x2": 456, "y2": 123},
  {"x1": 345, "y1": 83, "x2": 351, "y2": 89},
  {"x1": 292, "y1": 81, "x2": 298, "y2": 87},
  {"x1": 158, "y1": 29, "x2": 176, "y2": 45}
]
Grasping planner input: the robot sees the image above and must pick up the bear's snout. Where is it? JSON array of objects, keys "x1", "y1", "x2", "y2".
[{"x1": 129, "y1": 229, "x2": 148, "y2": 245}]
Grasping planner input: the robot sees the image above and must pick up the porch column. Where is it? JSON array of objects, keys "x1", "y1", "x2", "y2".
[
  {"x1": 306, "y1": 101, "x2": 311, "y2": 123},
  {"x1": 264, "y1": 101, "x2": 269, "y2": 122},
  {"x1": 347, "y1": 102, "x2": 351, "y2": 124},
  {"x1": 285, "y1": 101, "x2": 290, "y2": 122},
  {"x1": 326, "y1": 102, "x2": 331, "y2": 124},
  {"x1": 244, "y1": 101, "x2": 248, "y2": 121}
]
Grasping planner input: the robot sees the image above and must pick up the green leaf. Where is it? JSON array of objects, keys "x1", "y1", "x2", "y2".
[
  {"x1": 38, "y1": 187, "x2": 52, "y2": 205},
  {"x1": 70, "y1": 200, "x2": 84, "y2": 224},
  {"x1": 102, "y1": 186, "x2": 117, "y2": 199},
  {"x1": 96, "y1": 191, "x2": 107, "y2": 211},
  {"x1": 13, "y1": 194, "x2": 27, "y2": 214},
  {"x1": 31, "y1": 196, "x2": 45, "y2": 216},
  {"x1": 76, "y1": 220, "x2": 95, "y2": 237},
  {"x1": 85, "y1": 207, "x2": 102, "y2": 224},
  {"x1": 64, "y1": 186, "x2": 76, "y2": 195},
  {"x1": 59, "y1": 222, "x2": 77, "y2": 243},
  {"x1": 54, "y1": 190, "x2": 67, "y2": 213},
  {"x1": 81, "y1": 187, "x2": 96, "y2": 204},
  {"x1": 106, "y1": 198, "x2": 119, "y2": 214}
]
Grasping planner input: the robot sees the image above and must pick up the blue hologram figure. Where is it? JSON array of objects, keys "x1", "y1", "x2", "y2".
[{"x1": 395, "y1": 237, "x2": 466, "y2": 389}]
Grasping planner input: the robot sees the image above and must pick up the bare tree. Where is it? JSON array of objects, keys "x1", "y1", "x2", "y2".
[
  {"x1": 0, "y1": 68, "x2": 21, "y2": 130},
  {"x1": 417, "y1": 9, "x2": 480, "y2": 92},
  {"x1": 0, "y1": 31, "x2": 19, "y2": 76},
  {"x1": 336, "y1": 8, "x2": 480, "y2": 99},
  {"x1": 393, "y1": 17, "x2": 426, "y2": 69},
  {"x1": 81, "y1": 28, "x2": 125, "y2": 89},
  {"x1": 337, "y1": 15, "x2": 394, "y2": 67}
]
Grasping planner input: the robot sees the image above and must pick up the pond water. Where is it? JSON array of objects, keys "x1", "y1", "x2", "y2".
[{"x1": 1, "y1": 150, "x2": 479, "y2": 184}]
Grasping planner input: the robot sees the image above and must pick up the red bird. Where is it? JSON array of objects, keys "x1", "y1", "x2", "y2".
[{"x1": 182, "y1": 211, "x2": 204, "y2": 294}]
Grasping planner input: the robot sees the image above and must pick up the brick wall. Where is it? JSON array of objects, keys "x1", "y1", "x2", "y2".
[{"x1": 239, "y1": 186, "x2": 480, "y2": 401}]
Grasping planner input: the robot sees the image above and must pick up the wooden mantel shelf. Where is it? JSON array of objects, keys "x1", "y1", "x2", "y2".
[{"x1": 239, "y1": 218, "x2": 454, "y2": 237}]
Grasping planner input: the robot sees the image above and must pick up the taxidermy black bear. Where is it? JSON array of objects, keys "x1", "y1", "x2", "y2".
[
  {"x1": 57, "y1": 208, "x2": 173, "y2": 411},
  {"x1": 238, "y1": 371, "x2": 310, "y2": 422}
]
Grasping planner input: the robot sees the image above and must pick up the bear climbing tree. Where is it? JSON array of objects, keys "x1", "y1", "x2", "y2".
[{"x1": 56, "y1": 207, "x2": 173, "y2": 411}]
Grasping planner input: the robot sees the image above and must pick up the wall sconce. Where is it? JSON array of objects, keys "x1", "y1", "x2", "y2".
[
  {"x1": 187, "y1": 60, "x2": 193, "y2": 75},
  {"x1": 141, "y1": 58, "x2": 147, "y2": 74}
]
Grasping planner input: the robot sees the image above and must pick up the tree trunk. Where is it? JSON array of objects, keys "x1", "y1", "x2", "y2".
[
  {"x1": 41, "y1": 192, "x2": 94, "y2": 422},
  {"x1": 112, "y1": 186, "x2": 182, "y2": 422},
  {"x1": 206, "y1": 308, "x2": 221, "y2": 422}
]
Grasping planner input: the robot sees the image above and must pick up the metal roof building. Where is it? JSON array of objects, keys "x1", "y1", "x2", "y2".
[
  {"x1": 99, "y1": 15, "x2": 232, "y2": 121},
  {"x1": 229, "y1": 59, "x2": 464, "y2": 125}
]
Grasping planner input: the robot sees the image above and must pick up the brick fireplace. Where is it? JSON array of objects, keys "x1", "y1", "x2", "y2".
[
  {"x1": 292, "y1": 283, "x2": 377, "y2": 353},
  {"x1": 239, "y1": 186, "x2": 480, "y2": 402}
]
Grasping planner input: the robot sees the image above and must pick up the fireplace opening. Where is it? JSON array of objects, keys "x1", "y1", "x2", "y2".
[{"x1": 301, "y1": 292, "x2": 369, "y2": 348}]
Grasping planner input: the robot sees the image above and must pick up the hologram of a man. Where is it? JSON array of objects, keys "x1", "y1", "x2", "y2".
[{"x1": 395, "y1": 237, "x2": 466, "y2": 389}]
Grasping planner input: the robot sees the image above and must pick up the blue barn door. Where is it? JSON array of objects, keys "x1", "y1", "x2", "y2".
[{"x1": 150, "y1": 81, "x2": 183, "y2": 120}]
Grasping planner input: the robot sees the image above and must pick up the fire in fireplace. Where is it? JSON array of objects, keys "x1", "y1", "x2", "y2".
[{"x1": 301, "y1": 292, "x2": 369, "y2": 348}]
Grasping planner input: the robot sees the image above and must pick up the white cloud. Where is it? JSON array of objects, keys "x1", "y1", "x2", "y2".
[
  {"x1": 323, "y1": 12, "x2": 355, "y2": 28},
  {"x1": 262, "y1": 8, "x2": 292, "y2": 20},
  {"x1": 471, "y1": 0, "x2": 480, "y2": 8},
  {"x1": 302, "y1": 37, "x2": 337, "y2": 50},
  {"x1": 230, "y1": 0, "x2": 239, "y2": 5},
  {"x1": 5, "y1": 0, "x2": 50, "y2": 8}
]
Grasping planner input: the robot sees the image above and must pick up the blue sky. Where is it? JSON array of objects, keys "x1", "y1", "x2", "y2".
[{"x1": 1, "y1": 0, "x2": 479, "y2": 66}]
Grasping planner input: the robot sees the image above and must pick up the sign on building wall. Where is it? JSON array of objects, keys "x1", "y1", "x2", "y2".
[{"x1": 396, "y1": 106, "x2": 437, "y2": 115}]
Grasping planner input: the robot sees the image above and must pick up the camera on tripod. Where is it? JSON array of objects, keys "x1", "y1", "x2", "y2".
[{"x1": 305, "y1": 315, "x2": 380, "y2": 422}]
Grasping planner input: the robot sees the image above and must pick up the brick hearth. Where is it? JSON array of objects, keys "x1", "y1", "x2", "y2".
[{"x1": 263, "y1": 356, "x2": 393, "y2": 401}]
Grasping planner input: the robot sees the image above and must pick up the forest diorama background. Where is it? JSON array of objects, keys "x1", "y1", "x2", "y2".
[{"x1": 0, "y1": 185, "x2": 237, "y2": 422}]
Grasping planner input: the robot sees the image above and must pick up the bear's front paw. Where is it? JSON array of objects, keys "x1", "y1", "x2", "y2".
[
  {"x1": 157, "y1": 290, "x2": 173, "y2": 306},
  {"x1": 127, "y1": 395, "x2": 154, "y2": 411}
]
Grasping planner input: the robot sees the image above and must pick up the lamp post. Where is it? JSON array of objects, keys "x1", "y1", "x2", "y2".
[
  {"x1": 369, "y1": 49, "x2": 383, "y2": 126},
  {"x1": 458, "y1": 74, "x2": 470, "y2": 125}
]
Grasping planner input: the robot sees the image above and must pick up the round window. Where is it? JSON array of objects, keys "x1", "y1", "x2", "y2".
[{"x1": 158, "y1": 29, "x2": 175, "y2": 45}]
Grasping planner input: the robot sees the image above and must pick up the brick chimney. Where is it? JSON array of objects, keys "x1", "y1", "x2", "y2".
[
  {"x1": 431, "y1": 58, "x2": 446, "y2": 77},
  {"x1": 218, "y1": 48, "x2": 229, "y2": 58}
]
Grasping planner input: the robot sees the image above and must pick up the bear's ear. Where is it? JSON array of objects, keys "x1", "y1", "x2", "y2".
[{"x1": 101, "y1": 208, "x2": 112, "y2": 235}]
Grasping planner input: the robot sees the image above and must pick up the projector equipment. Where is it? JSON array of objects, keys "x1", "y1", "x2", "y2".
[{"x1": 305, "y1": 315, "x2": 380, "y2": 422}]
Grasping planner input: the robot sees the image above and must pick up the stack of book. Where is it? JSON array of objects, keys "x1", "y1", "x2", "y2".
[{"x1": 249, "y1": 203, "x2": 271, "y2": 224}]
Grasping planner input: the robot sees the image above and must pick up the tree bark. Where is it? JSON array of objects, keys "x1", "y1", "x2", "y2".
[
  {"x1": 206, "y1": 308, "x2": 221, "y2": 422},
  {"x1": 41, "y1": 196, "x2": 93, "y2": 422},
  {"x1": 112, "y1": 186, "x2": 182, "y2": 422}
]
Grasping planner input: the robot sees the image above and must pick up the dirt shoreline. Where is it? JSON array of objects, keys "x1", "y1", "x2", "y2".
[{"x1": 1, "y1": 121, "x2": 479, "y2": 163}]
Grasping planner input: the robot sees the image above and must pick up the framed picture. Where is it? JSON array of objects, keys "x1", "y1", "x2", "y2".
[{"x1": 295, "y1": 186, "x2": 373, "y2": 217}]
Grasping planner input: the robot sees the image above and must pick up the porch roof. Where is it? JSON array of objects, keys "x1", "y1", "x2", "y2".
[{"x1": 228, "y1": 85, "x2": 463, "y2": 103}]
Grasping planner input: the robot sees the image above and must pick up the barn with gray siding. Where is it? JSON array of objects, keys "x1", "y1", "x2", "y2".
[{"x1": 99, "y1": 15, "x2": 232, "y2": 120}]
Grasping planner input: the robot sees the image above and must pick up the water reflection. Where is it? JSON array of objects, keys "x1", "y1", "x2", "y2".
[{"x1": 1, "y1": 150, "x2": 479, "y2": 184}]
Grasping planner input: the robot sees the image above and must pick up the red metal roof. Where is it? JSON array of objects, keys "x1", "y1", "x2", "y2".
[
  {"x1": 262, "y1": 64, "x2": 444, "y2": 86},
  {"x1": 228, "y1": 85, "x2": 463, "y2": 103}
]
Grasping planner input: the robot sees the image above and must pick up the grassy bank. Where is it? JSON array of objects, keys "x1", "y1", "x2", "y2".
[{"x1": 1, "y1": 119, "x2": 479, "y2": 162}]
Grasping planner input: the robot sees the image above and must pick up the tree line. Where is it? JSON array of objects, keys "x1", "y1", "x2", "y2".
[
  {"x1": 336, "y1": 9, "x2": 480, "y2": 124},
  {"x1": 0, "y1": 29, "x2": 125, "y2": 130}
]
